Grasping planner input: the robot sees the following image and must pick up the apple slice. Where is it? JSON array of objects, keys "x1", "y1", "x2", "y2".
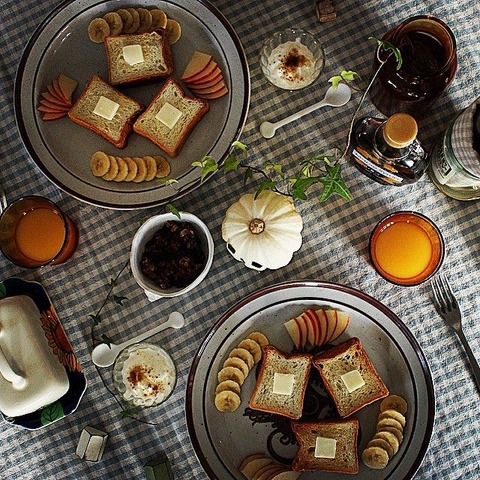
[
  {"x1": 295, "y1": 314, "x2": 309, "y2": 349},
  {"x1": 42, "y1": 111, "x2": 67, "y2": 121},
  {"x1": 284, "y1": 318, "x2": 301, "y2": 349},
  {"x1": 52, "y1": 78, "x2": 69, "y2": 104},
  {"x1": 330, "y1": 310, "x2": 349, "y2": 343},
  {"x1": 187, "y1": 71, "x2": 222, "y2": 89},
  {"x1": 41, "y1": 91, "x2": 69, "y2": 107},
  {"x1": 302, "y1": 309, "x2": 318, "y2": 345},
  {"x1": 181, "y1": 51, "x2": 212, "y2": 80},
  {"x1": 324, "y1": 309, "x2": 338, "y2": 345},
  {"x1": 185, "y1": 60, "x2": 219, "y2": 84},
  {"x1": 195, "y1": 85, "x2": 228, "y2": 99},
  {"x1": 318, "y1": 309, "x2": 331, "y2": 346},
  {"x1": 37, "y1": 102, "x2": 69, "y2": 114},
  {"x1": 190, "y1": 79, "x2": 226, "y2": 96},
  {"x1": 57, "y1": 74, "x2": 78, "y2": 103}
]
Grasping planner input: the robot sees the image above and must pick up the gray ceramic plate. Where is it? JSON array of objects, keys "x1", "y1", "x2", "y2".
[
  {"x1": 15, "y1": 0, "x2": 250, "y2": 210},
  {"x1": 186, "y1": 281, "x2": 435, "y2": 480}
]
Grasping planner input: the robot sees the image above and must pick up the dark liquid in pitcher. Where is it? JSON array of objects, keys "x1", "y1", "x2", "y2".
[{"x1": 398, "y1": 31, "x2": 446, "y2": 76}]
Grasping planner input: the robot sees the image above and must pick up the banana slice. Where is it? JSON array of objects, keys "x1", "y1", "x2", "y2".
[
  {"x1": 87, "y1": 18, "x2": 110, "y2": 43},
  {"x1": 215, "y1": 379, "x2": 241, "y2": 395},
  {"x1": 217, "y1": 366, "x2": 245, "y2": 386},
  {"x1": 247, "y1": 331, "x2": 269, "y2": 348},
  {"x1": 378, "y1": 409, "x2": 406, "y2": 427},
  {"x1": 135, "y1": 7, "x2": 152, "y2": 33},
  {"x1": 126, "y1": 7, "x2": 140, "y2": 33},
  {"x1": 144, "y1": 155, "x2": 157, "y2": 181},
  {"x1": 153, "y1": 155, "x2": 170, "y2": 178},
  {"x1": 150, "y1": 9, "x2": 168, "y2": 29},
  {"x1": 374, "y1": 431, "x2": 399, "y2": 455},
  {"x1": 90, "y1": 151, "x2": 111, "y2": 177},
  {"x1": 229, "y1": 347, "x2": 255, "y2": 370},
  {"x1": 214, "y1": 390, "x2": 241, "y2": 413},
  {"x1": 223, "y1": 356, "x2": 250, "y2": 379},
  {"x1": 380, "y1": 394, "x2": 408, "y2": 415},
  {"x1": 103, "y1": 12, "x2": 123, "y2": 35},
  {"x1": 123, "y1": 157, "x2": 138, "y2": 182},
  {"x1": 116, "y1": 8, "x2": 133, "y2": 33},
  {"x1": 165, "y1": 19, "x2": 182, "y2": 44},
  {"x1": 114, "y1": 157, "x2": 129, "y2": 182},
  {"x1": 376, "y1": 417, "x2": 403, "y2": 432},
  {"x1": 237, "y1": 338, "x2": 262, "y2": 363},
  {"x1": 102, "y1": 156, "x2": 119, "y2": 180},
  {"x1": 132, "y1": 157, "x2": 147, "y2": 182},
  {"x1": 362, "y1": 446, "x2": 389, "y2": 469},
  {"x1": 381, "y1": 426, "x2": 404, "y2": 444}
]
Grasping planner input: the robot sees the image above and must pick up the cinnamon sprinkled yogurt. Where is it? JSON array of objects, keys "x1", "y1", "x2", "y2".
[
  {"x1": 113, "y1": 343, "x2": 176, "y2": 407},
  {"x1": 260, "y1": 29, "x2": 324, "y2": 90}
]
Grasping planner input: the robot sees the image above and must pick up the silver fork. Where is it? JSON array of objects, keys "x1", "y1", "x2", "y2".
[{"x1": 431, "y1": 274, "x2": 480, "y2": 392}]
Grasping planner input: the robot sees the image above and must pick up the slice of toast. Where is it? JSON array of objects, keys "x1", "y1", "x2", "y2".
[
  {"x1": 68, "y1": 75, "x2": 143, "y2": 148},
  {"x1": 248, "y1": 345, "x2": 312, "y2": 420},
  {"x1": 133, "y1": 77, "x2": 209, "y2": 157},
  {"x1": 313, "y1": 337, "x2": 389, "y2": 418},
  {"x1": 105, "y1": 30, "x2": 173, "y2": 86},
  {"x1": 290, "y1": 419, "x2": 359, "y2": 474}
]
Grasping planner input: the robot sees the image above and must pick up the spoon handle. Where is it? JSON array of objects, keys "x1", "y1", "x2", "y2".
[
  {"x1": 273, "y1": 100, "x2": 328, "y2": 129},
  {"x1": 116, "y1": 316, "x2": 177, "y2": 350}
]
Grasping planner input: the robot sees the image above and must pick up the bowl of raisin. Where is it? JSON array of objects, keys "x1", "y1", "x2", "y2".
[{"x1": 130, "y1": 212, "x2": 214, "y2": 301}]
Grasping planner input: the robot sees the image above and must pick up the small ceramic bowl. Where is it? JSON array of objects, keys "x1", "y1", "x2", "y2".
[
  {"x1": 260, "y1": 28, "x2": 325, "y2": 90},
  {"x1": 369, "y1": 211, "x2": 445, "y2": 286},
  {"x1": 112, "y1": 343, "x2": 176, "y2": 408},
  {"x1": 130, "y1": 212, "x2": 214, "y2": 301}
]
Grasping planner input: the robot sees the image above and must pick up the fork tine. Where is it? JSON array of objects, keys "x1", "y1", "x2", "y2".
[
  {"x1": 439, "y1": 273, "x2": 458, "y2": 310},
  {"x1": 431, "y1": 276, "x2": 445, "y2": 313}
]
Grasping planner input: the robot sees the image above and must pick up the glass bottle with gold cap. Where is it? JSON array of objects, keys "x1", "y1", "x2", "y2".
[{"x1": 349, "y1": 112, "x2": 429, "y2": 185}]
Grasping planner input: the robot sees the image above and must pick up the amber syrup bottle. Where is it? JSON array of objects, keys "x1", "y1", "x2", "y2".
[{"x1": 349, "y1": 113, "x2": 429, "y2": 186}]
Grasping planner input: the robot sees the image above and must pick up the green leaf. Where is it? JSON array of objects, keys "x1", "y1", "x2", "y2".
[
  {"x1": 41, "y1": 401, "x2": 64, "y2": 425},
  {"x1": 100, "y1": 334, "x2": 113, "y2": 346},
  {"x1": 114, "y1": 294, "x2": 128, "y2": 306},
  {"x1": 121, "y1": 407, "x2": 140, "y2": 418},
  {"x1": 194, "y1": 155, "x2": 218, "y2": 180},
  {"x1": 223, "y1": 153, "x2": 241, "y2": 173},
  {"x1": 369, "y1": 36, "x2": 403, "y2": 70},
  {"x1": 90, "y1": 314, "x2": 101, "y2": 326},
  {"x1": 290, "y1": 176, "x2": 321, "y2": 201},
  {"x1": 109, "y1": 278, "x2": 117, "y2": 288},
  {"x1": 254, "y1": 180, "x2": 277, "y2": 198},
  {"x1": 158, "y1": 178, "x2": 178, "y2": 186},
  {"x1": 318, "y1": 163, "x2": 352, "y2": 202},
  {"x1": 341, "y1": 70, "x2": 360, "y2": 82},
  {"x1": 0, "y1": 283, "x2": 6, "y2": 300},
  {"x1": 328, "y1": 75, "x2": 342, "y2": 89},
  {"x1": 232, "y1": 140, "x2": 247, "y2": 155},
  {"x1": 243, "y1": 168, "x2": 253, "y2": 185},
  {"x1": 167, "y1": 203, "x2": 181, "y2": 218},
  {"x1": 264, "y1": 163, "x2": 284, "y2": 177}
]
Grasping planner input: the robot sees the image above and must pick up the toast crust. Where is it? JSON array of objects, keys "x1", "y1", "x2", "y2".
[
  {"x1": 313, "y1": 337, "x2": 389, "y2": 418},
  {"x1": 248, "y1": 345, "x2": 312, "y2": 420},
  {"x1": 68, "y1": 75, "x2": 143, "y2": 148},
  {"x1": 105, "y1": 30, "x2": 173, "y2": 86},
  {"x1": 291, "y1": 419, "x2": 359, "y2": 474},
  {"x1": 133, "y1": 77, "x2": 209, "y2": 157}
]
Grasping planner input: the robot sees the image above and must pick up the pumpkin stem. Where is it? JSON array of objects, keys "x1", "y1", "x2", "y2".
[{"x1": 249, "y1": 218, "x2": 265, "y2": 234}]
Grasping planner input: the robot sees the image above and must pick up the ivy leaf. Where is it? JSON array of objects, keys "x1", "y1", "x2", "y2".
[
  {"x1": 223, "y1": 152, "x2": 241, "y2": 173},
  {"x1": 114, "y1": 294, "x2": 128, "y2": 306},
  {"x1": 264, "y1": 163, "x2": 284, "y2": 178},
  {"x1": 328, "y1": 75, "x2": 342, "y2": 89},
  {"x1": 167, "y1": 204, "x2": 180, "y2": 218},
  {"x1": 318, "y1": 163, "x2": 352, "y2": 202},
  {"x1": 90, "y1": 314, "x2": 101, "y2": 326},
  {"x1": 341, "y1": 70, "x2": 360, "y2": 82},
  {"x1": 109, "y1": 278, "x2": 117, "y2": 288},
  {"x1": 290, "y1": 176, "x2": 321, "y2": 201},
  {"x1": 158, "y1": 178, "x2": 178, "y2": 186},
  {"x1": 369, "y1": 36, "x2": 403, "y2": 70},
  {"x1": 192, "y1": 155, "x2": 218, "y2": 180},
  {"x1": 243, "y1": 168, "x2": 253, "y2": 185},
  {"x1": 255, "y1": 180, "x2": 277, "y2": 198},
  {"x1": 232, "y1": 140, "x2": 247, "y2": 156},
  {"x1": 121, "y1": 407, "x2": 140, "y2": 418}
]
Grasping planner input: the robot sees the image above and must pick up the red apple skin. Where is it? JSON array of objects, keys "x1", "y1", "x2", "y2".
[
  {"x1": 186, "y1": 71, "x2": 222, "y2": 89},
  {"x1": 316, "y1": 309, "x2": 328, "y2": 346},
  {"x1": 190, "y1": 79, "x2": 225, "y2": 95},
  {"x1": 184, "y1": 61, "x2": 218, "y2": 83},
  {"x1": 305, "y1": 309, "x2": 319, "y2": 345},
  {"x1": 330, "y1": 311, "x2": 349, "y2": 342},
  {"x1": 324, "y1": 309, "x2": 338, "y2": 345},
  {"x1": 294, "y1": 317, "x2": 306, "y2": 349},
  {"x1": 195, "y1": 85, "x2": 228, "y2": 99},
  {"x1": 187, "y1": 66, "x2": 222, "y2": 86}
]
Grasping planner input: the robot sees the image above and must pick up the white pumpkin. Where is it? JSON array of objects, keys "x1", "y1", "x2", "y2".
[{"x1": 221, "y1": 190, "x2": 303, "y2": 271}]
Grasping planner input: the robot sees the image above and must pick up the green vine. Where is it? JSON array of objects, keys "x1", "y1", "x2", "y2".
[{"x1": 193, "y1": 37, "x2": 402, "y2": 203}]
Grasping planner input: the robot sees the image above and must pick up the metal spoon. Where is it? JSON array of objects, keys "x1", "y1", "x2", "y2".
[
  {"x1": 259, "y1": 83, "x2": 352, "y2": 139},
  {"x1": 91, "y1": 311, "x2": 185, "y2": 368}
]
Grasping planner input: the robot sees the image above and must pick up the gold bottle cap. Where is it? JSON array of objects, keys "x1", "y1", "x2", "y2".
[{"x1": 383, "y1": 113, "x2": 418, "y2": 148}]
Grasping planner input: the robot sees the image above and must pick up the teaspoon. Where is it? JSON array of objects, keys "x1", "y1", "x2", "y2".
[
  {"x1": 259, "y1": 83, "x2": 352, "y2": 139},
  {"x1": 91, "y1": 311, "x2": 185, "y2": 368}
]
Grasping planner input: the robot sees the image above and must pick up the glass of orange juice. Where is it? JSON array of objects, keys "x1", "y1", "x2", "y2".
[
  {"x1": 369, "y1": 211, "x2": 445, "y2": 286},
  {"x1": 0, "y1": 196, "x2": 79, "y2": 268}
]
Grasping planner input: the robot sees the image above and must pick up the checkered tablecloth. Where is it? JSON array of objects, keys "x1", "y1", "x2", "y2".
[{"x1": 1, "y1": 0, "x2": 479, "y2": 478}]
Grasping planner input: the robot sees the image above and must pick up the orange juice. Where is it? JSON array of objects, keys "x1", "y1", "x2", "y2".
[
  {"x1": 373, "y1": 221, "x2": 433, "y2": 279},
  {"x1": 15, "y1": 208, "x2": 66, "y2": 262}
]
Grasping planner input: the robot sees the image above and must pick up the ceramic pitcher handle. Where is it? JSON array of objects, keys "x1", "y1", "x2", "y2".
[{"x1": 0, "y1": 343, "x2": 27, "y2": 389}]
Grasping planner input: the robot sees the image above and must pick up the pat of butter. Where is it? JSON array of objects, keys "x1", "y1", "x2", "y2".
[
  {"x1": 272, "y1": 372, "x2": 295, "y2": 396},
  {"x1": 341, "y1": 369, "x2": 365, "y2": 393},
  {"x1": 93, "y1": 96, "x2": 119, "y2": 121},
  {"x1": 155, "y1": 102, "x2": 183, "y2": 129},
  {"x1": 122, "y1": 44, "x2": 144, "y2": 66},
  {"x1": 315, "y1": 436, "x2": 337, "y2": 459}
]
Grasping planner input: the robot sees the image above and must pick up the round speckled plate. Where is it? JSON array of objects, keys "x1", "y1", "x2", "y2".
[
  {"x1": 186, "y1": 281, "x2": 435, "y2": 480},
  {"x1": 15, "y1": 0, "x2": 249, "y2": 209}
]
